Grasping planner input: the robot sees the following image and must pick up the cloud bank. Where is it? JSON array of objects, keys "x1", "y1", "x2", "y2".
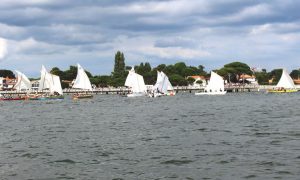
[
  {"x1": 0, "y1": 38, "x2": 8, "y2": 60},
  {"x1": 0, "y1": 0, "x2": 299, "y2": 76}
]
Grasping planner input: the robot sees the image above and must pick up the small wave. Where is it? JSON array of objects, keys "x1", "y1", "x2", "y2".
[
  {"x1": 53, "y1": 159, "x2": 76, "y2": 164},
  {"x1": 21, "y1": 153, "x2": 38, "y2": 158},
  {"x1": 276, "y1": 171, "x2": 293, "y2": 175},
  {"x1": 161, "y1": 159, "x2": 193, "y2": 165},
  {"x1": 243, "y1": 174, "x2": 257, "y2": 179}
]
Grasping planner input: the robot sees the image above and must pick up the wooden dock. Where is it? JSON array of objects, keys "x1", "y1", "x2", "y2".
[
  {"x1": 2, "y1": 84, "x2": 299, "y2": 95},
  {"x1": 0, "y1": 84, "x2": 264, "y2": 95}
]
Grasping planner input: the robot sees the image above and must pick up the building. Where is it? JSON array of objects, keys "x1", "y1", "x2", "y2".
[
  {"x1": 239, "y1": 74, "x2": 258, "y2": 84},
  {"x1": 293, "y1": 79, "x2": 300, "y2": 85},
  {"x1": 187, "y1": 75, "x2": 207, "y2": 88},
  {"x1": 0, "y1": 77, "x2": 16, "y2": 90}
]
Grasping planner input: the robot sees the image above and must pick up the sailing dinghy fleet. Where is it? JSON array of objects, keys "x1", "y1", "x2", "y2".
[
  {"x1": 124, "y1": 67, "x2": 176, "y2": 97},
  {"x1": 1, "y1": 67, "x2": 299, "y2": 101}
]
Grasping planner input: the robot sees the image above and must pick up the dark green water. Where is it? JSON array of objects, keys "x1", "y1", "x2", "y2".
[{"x1": 1, "y1": 93, "x2": 300, "y2": 179}]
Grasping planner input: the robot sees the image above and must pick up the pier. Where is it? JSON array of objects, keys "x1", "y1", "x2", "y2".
[{"x1": 1, "y1": 84, "x2": 299, "y2": 95}]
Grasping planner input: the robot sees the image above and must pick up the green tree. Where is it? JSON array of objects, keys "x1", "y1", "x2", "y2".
[
  {"x1": 290, "y1": 69, "x2": 300, "y2": 79},
  {"x1": 64, "y1": 65, "x2": 77, "y2": 81},
  {"x1": 50, "y1": 67, "x2": 65, "y2": 79},
  {"x1": 186, "y1": 77, "x2": 195, "y2": 85},
  {"x1": 174, "y1": 62, "x2": 187, "y2": 76},
  {"x1": 169, "y1": 74, "x2": 187, "y2": 86},
  {"x1": 156, "y1": 64, "x2": 166, "y2": 72},
  {"x1": 269, "y1": 69, "x2": 282, "y2": 84},
  {"x1": 218, "y1": 62, "x2": 252, "y2": 83},
  {"x1": 113, "y1": 51, "x2": 125, "y2": 77},
  {"x1": 0, "y1": 70, "x2": 15, "y2": 78},
  {"x1": 255, "y1": 71, "x2": 269, "y2": 85},
  {"x1": 91, "y1": 75, "x2": 112, "y2": 87},
  {"x1": 112, "y1": 51, "x2": 126, "y2": 87},
  {"x1": 195, "y1": 80, "x2": 203, "y2": 85}
]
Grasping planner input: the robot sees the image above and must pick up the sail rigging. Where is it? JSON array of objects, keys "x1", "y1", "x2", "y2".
[
  {"x1": 72, "y1": 64, "x2": 92, "y2": 91},
  {"x1": 276, "y1": 69, "x2": 296, "y2": 89},
  {"x1": 14, "y1": 70, "x2": 31, "y2": 91},
  {"x1": 125, "y1": 67, "x2": 146, "y2": 94}
]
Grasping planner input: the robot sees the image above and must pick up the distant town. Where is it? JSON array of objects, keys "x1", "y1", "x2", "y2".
[{"x1": 1, "y1": 51, "x2": 300, "y2": 91}]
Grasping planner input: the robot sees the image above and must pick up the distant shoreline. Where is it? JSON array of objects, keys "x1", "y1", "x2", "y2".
[{"x1": 1, "y1": 85, "x2": 299, "y2": 95}]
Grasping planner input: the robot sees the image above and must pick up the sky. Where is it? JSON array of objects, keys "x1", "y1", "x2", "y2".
[{"x1": 0, "y1": 0, "x2": 300, "y2": 77}]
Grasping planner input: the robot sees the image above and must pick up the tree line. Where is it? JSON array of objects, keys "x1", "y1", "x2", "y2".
[{"x1": 1, "y1": 51, "x2": 300, "y2": 87}]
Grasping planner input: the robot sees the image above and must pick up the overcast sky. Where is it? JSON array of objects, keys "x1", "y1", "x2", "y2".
[{"x1": 0, "y1": 0, "x2": 299, "y2": 77}]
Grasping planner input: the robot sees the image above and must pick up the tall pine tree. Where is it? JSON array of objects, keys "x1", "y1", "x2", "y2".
[
  {"x1": 113, "y1": 51, "x2": 125, "y2": 78},
  {"x1": 112, "y1": 51, "x2": 126, "y2": 87}
]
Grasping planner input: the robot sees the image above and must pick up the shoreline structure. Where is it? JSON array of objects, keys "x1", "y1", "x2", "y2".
[{"x1": 1, "y1": 85, "x2": 299, "y2": 95}]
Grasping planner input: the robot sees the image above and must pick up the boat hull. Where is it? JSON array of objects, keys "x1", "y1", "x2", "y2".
[
  {"x1": 72, "y1": 94, "x2": 93, "y2": 99},
  {"x1": 127, "y1": 93, "x2": 146, "y2": 97},
  {"x1": 195, "y1": 91, "x2": 227, "y2": 95},
  {"x1": 267, "y1": 89, "x2": 298, "y2": 93},
  {"x1": 28, "y1": 95, "x2": 64, "y2": 100},
  {"x1": 0, "y1": 97, "x2": 26, "y2": 101}
]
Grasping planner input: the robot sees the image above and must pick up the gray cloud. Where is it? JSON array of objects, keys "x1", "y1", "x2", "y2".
[{"x1": 0, "y1": 0, "x2": 300, "y2": 76}]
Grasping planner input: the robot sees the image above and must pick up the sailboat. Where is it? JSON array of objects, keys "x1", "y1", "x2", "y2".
[
  {"x1": 125, "y1": 67, "x2": 147, "y2": 97},
  {"x1": 1, "y1": 71, "x2": 32, "y2": 101},
  {"x1": 72, "y1": 64, "x2": 93, "y2": 99},
  {"x1": 268, "y1": 69, "x2": 298, "y2": 93},
  {"x1": 150, "y1": 71, "x2": 175, "y2": 97},
  {"x1": 14, "y1": 70, "x2": 31, "y2": 92},
  {"x1": 29, "y1": 65, "x2": 64, "y2": 100},
  {"x1": 0, "y1": 72, "x2": 28, "y2": 101},
  {"x1": 195, "y1": 71, "x2": 226, "y2": 95}
]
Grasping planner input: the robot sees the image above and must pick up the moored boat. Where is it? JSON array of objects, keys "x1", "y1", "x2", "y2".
[
  {"x1": 150, "y1": 71, "x2": 175, "y2": 98},
  {"x1": 267, "y1": 69, "x2": 298, "y2": 93},
  {"x1": 29, "y1": 65, "x2": 65, "y2": 100},
  {"x1": 71, "y1": 64, "x2": 94, "y2": 99},
  {"x1": 124, "y1": 67, "x2": 147, "y2": 97},
  {"x1": 72, "y1": 93, "x2": 93, "y2": 99},
  {"x1": 195, "y1": 71, "x2": 227, "y2": 95},
  {"x1": 0, "y1": 95, "x2": 26, "y2": 101}
]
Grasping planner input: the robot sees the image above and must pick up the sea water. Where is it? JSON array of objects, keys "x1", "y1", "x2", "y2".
[{"x1": 0, "y1": 92, "x2": 300, "y2": 179}]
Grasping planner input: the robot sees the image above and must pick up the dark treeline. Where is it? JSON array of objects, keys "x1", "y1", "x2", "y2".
[{"x1": 1, "y1": 51, "x2": 300, "y2": 87}]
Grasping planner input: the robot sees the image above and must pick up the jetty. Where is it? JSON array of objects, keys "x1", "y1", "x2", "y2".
[{"x1": 1, "y1": 84, "x2": 300, "y2": 95}]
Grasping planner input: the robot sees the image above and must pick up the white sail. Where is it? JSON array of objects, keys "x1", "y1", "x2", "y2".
[
  {"x1": 206, "y1": 71, "x2": 225, "y2": 92},
  {"x1": 38, "y1": 65, "x2": 51, "y2": 91},
  {"x1": 49, "y1": 74, "x2": 63, "y2": 95},
  {"x1": 38, "y1": 65, "x2": 63, "y2": 95},
  {"x1": 125, "y1": 67, "x2": 146, "y2": 93},
  {"x1": 72, "y1": 64, "x2": 92, "y2": 91},
  {"x1": 195, "y1": 71, "x2": 226, "y2": 95},
  {"x1": 161, "y1": 72, "x2": 174, "y2": 91},
  {"x1": 276, "y1": 69, "x2": 295, "y2": 89},
  {"x1": 14, "y1": 70, "x2": 31, "y2": 91},
  {"x1": 153, "y1": 71, "x2": 173, "y2": 94},
  {"x1": 152, "y1": 71, "x2": 163, "y2": 91}
]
